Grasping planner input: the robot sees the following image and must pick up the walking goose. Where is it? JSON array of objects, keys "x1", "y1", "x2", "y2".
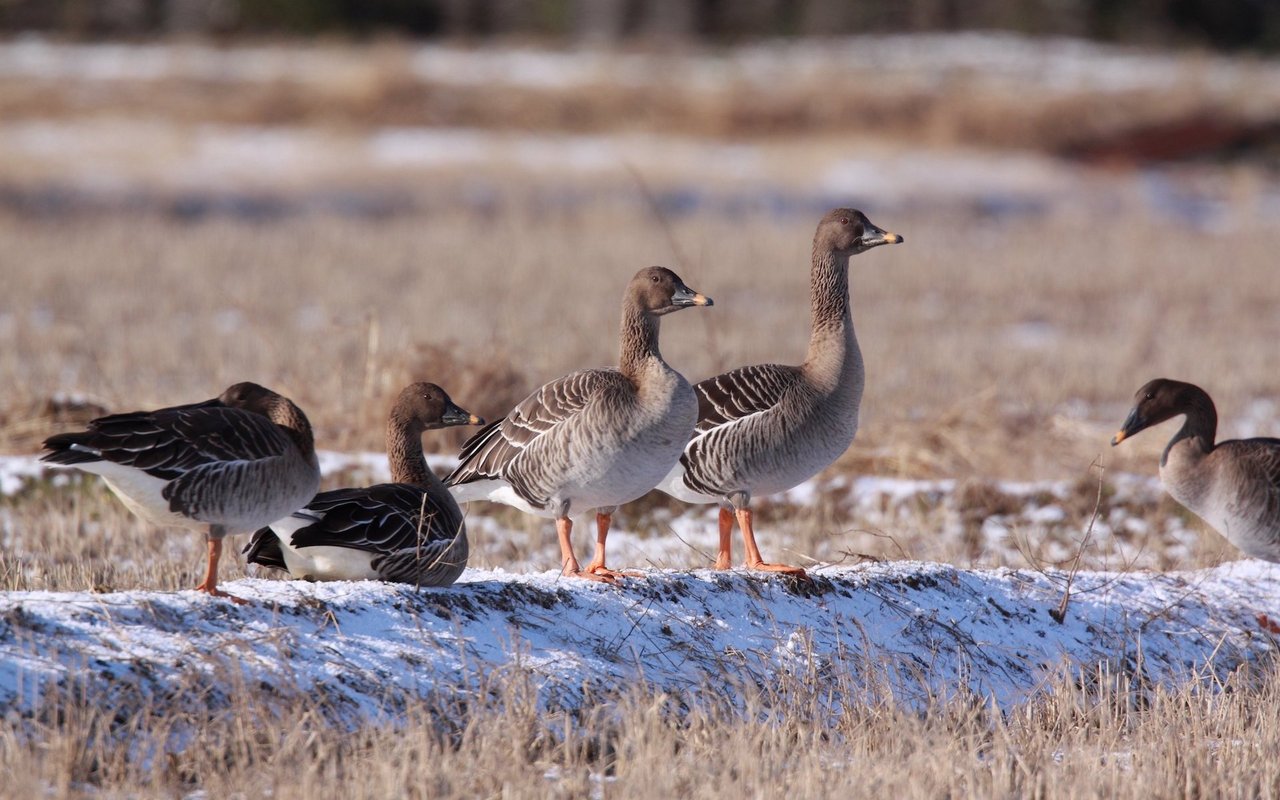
[
  {"x1": 41, "y1": 382, "x2": 320, "y2": 601},
  {"x1": 1112, "y1": 378, "x2": 1280, "y2": 562},
  {"x1": 446, "y1": 266, "x2": 712, "y2": 583},
  {"x1": 244, "y1": 382, "x2": 483, "y2": 586},
  {"x1": 655, "y1": 208, "x2": 902, "y2": 576}
]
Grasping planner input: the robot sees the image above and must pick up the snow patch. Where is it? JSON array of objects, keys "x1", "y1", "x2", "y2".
[{"x1": 2, "y1": 561, "x2": 1278, "y2": 731}]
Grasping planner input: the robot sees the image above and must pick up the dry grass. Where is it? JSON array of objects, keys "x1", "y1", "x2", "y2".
[
  {"x1": 4, "y1": 654, "x2": 1280, "y2": 798},
  {"x1": 4, "y1": 202, "x2": 1278, "y2": 479}
]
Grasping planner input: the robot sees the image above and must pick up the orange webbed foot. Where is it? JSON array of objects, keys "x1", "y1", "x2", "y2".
[
  {"x1": 744, "y1": 561, "x2": 810, "y2": 580},
  {"x1": 196, "y1": 583, "x2": 250, "y2": 604},
  {"x1": 585, "y1": 564, "x2": 644, "y2": 580},
  {"x1": 564, "y1": 569, "x2": 622, "y2": 584}
]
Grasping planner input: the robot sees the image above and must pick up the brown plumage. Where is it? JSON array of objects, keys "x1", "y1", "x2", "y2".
[
  {"x1": 245, "y1": 382, "x2": 482, "y2": 586},
  {"x1": 446, "y1": 266, "x2": 713, "y2": 582},
  {"x1": 41, "y1": 382, "x2": 321, "y2": 602},
  {"x1": 1112, "y1": 378, "x2": 1280, "y2": 562},
  {"x1": 656, "y1": 208, "x2": 902, "y2": 577}
]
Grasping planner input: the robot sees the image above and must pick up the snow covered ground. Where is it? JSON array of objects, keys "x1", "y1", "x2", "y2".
[
  {"x1": 3, "y1": 560, "x2": 1277, "y2": 729},
  {"x1": 3, "y1": 450, "x2": 1279, "y2": 735}
]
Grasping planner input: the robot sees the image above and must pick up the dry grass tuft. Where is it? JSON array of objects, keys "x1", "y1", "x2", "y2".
[{"x1": 5, "y1": 653, "x2": 1280, "y2": 798}]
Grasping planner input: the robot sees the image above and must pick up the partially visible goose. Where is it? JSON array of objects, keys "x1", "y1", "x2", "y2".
[
  {"x1": 41, "y1": 382, "x2": 320, "y2": 601},
  {"x1": 1112, "y1": 378, "x2": 1280, "y2": 562},
  {"x1": 244, "y1": 382, "x2": 483, "y2": 586},
  {"x1": 446, "y1": 266, "x2": 713, "y2": 582},
  {"x1": 656, "y1": 208, "x2": 902, "y2": 576}
]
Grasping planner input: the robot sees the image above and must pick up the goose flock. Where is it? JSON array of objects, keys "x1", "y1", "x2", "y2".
[{"x1": 38, "y1": 207, "x2": 1280, "y2": 599}]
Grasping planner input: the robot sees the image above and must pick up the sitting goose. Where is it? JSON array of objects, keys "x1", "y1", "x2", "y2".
[
  {"x1": 1112, "y1": 378, "x2": 1280, "y2": 562},
  {"x1": 446, "y1": 266, "x2": 712, "y2": 583},
  {"x1": 244, "y1": 382, "x2": 483, "y2": 586},
  {"x1": 656, "y1": 208, "x2": 902, "y2": 576},
  {"x1": 41, "y1": 382, "x2": 320, "y2": 601}
]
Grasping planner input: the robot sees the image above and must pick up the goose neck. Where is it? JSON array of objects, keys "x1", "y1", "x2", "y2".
[
  {"x1": 803, "y1": 248, "x2": 856, "y2": 379},
  {"x1": 1162, "y1": 391, "x2": 1218, "y2": 467},
  {"x1": 385, "y1": 417, "x2": 434, "y2": 487},
  {"x1": 619, "y1": 302, "x2": 662, "y2": 380}
]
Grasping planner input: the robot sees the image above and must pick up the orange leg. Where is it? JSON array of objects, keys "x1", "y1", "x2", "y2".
[
  {"x1": 195, "y1": 536, "x2": 248, "y2": 604},
  {"x1": 714, "y1": 507, "x2": 734, "y2": 570},
  {"x1": 584, "y1": 511, "x2": 643, "y2": 579},
  {"x1": 736, "y1": 507, "x2": 807, "y2": 578},
  {"x1": 557, "y1": 516, "x2": 615, "y2": 583}
]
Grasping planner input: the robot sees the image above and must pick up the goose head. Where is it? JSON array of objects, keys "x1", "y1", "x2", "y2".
[
  {"x1": 817, "y1": 208, "x2": 903, "y2": 256},
  {"x1": 1111, "y1": 378, "x2": 1203, "y2": 446},
  {"x1": 630, "y1": 266, "x2": 713, "y2": 317},
  {"x1": 219, "y1": 382, "x2": 283, "y2": 412},
  {"x1": 393, "y1": 382, "x2": 483, "y2": 433}
]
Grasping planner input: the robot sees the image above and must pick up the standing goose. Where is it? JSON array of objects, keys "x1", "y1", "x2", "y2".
[
  {"x1": 1112, "y1": 378, "x2": 1280, "y2": 562},
  {"x1": 244, "y1": 382, "x2": 483, "y2": 586},
  {"x1": 656, "y1": 208, "x2": 902, "y2": 576},
  {"x1": 446, "y1": 266, "x2": 713, "y2": 583},
  {"x1": 40, "y1": 382, "x2": 320, "y2": 601}
]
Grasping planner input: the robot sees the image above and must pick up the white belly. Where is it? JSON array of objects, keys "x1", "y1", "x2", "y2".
[
  {"x1": 449, "y1": 480, "x2": 550, "y2": 517},
  {"x1": 87, "y1": 463, "x2": 201, "y2": 530},
  {"x1": 267, "y1": 514, "x2": 381, "y2": 580}
]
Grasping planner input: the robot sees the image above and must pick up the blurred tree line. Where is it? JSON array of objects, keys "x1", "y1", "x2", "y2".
[{"x1": 3, "y1": 0, "x2": 1279, "y2": 51}]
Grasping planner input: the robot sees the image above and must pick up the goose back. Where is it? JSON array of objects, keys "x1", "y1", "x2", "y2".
[
  {"x1": 447, "y1": 365, "x2": 696, "y2": 516},
  {"x1": 246, "y1": 381, "x2": 477, "y2": 586},
  {"x1": 658, "y1": 208, "x2": 898, "y2": 505},
  {"x1": 446, "y1": 266, "x2": 707, "y2": 520},
  {"x1": 41, "y1": 383, "x2": 320, "y2": 533}
]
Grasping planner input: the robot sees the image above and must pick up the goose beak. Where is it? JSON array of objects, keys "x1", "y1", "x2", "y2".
[
  {"x1": 442, "y1": 404, "x2": 484, "y2": 427},
  {"x1": 1111, "y1": 407, "x2": 1144, "y2": 446},
  {"x1": 862, "y1": 224, "x2": 904, "y2": 248},
  {"x1": 672, "y1": 284, "x2": 714, "y2": 308}
]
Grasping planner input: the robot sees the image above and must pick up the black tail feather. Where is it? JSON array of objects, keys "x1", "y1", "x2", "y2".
[
  {"x1": 40, "y1": 431, "x2": 103, "y2": 465},
  {"x1": 243, "y1": 528, "x2": 288, "y2": 571}
]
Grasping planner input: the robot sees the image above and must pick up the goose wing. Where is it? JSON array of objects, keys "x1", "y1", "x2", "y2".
[
  {"x1": 673, "y1": 364, "x2": 804, "y2": 497},
  {"x1": 1218, "y1": 438, "x2": 1280, "y2": 519},
  {"x1": 42, "y1": 400, "x2": 293, "y2": 479},
  {"x1": 287, "y1": 484, "x2": 461, "y2": 550},
  {"x1": 445, "y1": 368, "x2": 623, "y2": 507},
  {"x1": 286, "y1": 483, "x2": 466, "y2": 583},
  {"x1": 691, "y1": 363, "x2": 802, "y2": 434}
]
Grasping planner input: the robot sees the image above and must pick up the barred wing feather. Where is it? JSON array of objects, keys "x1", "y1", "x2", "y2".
[
  {"x1": 692, "y1": 364, "x2": 802, "y2": 434},
  {"x1": 446, "y1": 369, "x2": 623, "y2": 506}
]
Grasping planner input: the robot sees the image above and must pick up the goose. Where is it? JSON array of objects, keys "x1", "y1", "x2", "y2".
[
  {"x1": 655, "y1": 208, "x2": 902, "y2": 577},
  {"x1": 446, "y1": 266, "x2": 713, "y2": 583},
  {"x1": 1111, "y1": 378, "x2": 1280, "y2": 562},
  {"x1": 244, "y1": 382, "x2": 483, "y2": 586},
  {"x1": 40, "y1": 382, "x2": 320, "y2": 601}
]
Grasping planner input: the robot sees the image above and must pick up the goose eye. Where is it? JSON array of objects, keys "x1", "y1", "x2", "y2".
[
  {"x1": 650, "y1": 275, "x2": 660, "y2": 283},
  {"x1": 840, "y1": 217, "x2": 850, "y2": 225}
]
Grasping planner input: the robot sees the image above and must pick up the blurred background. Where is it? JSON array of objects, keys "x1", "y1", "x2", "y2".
[
  {"x1": 5, "y1": 1, "x2": 1280, "y2": 48},
  {"x1": 4, "y1": 1, "x2": 1280, "y2": 575},
  {"x1": 3, "y1": 0, "x2": 1279, "y2": 478}
]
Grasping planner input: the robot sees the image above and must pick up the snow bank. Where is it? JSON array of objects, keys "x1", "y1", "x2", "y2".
[{"x1": 3, "y1": 561, "x2": 1278, "y2": 728}]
